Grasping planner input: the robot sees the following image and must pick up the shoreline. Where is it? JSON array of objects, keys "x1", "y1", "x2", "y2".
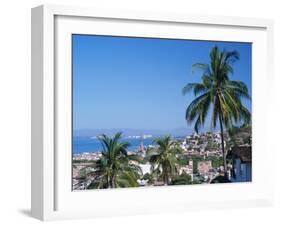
[{"x1": 72, "y1": 131, "x2": 223, "y2": 159}]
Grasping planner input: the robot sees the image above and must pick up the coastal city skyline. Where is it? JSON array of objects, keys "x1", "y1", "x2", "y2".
[{"x1": 73, "y1": 35, "x2": 251, "y2": 131}]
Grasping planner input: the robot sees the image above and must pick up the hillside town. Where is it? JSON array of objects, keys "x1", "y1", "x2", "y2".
[{"x1": 73, "y1": 127, "x2": 252, "y2": 190}]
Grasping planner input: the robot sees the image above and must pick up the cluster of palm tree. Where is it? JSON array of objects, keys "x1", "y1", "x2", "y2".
[
  {"x1": 183, "y1": 46, "x2": 251, "y2": 176},
  {"x1": 82, "y1": 133, "x2": 185, "y2": 188}
]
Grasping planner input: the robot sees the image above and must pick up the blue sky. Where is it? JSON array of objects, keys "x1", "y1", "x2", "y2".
[{"x1": 72, "y1": 35, "x2": 252, "y2": 131}]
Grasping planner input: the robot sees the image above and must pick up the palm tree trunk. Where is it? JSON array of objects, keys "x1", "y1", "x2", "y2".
[
  {"x1": 112, "y1": 175, "x2": 116, "y2": 188},
  {"x1": 163, "y1": 167, "x2": 167, "y2": 185},
  {"x1": 165, "y1": 171, "x2": 169, "y2": 185},
  {"x1": 218, "y1": 113, "x2": 227, "y2": 177},
  {"x1": 107, "y1": 173, "x2": 111, "y2": 188}
]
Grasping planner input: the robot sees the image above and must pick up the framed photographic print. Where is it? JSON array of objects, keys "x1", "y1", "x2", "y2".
[{"x1": 31, "y1": 4, "x2": 274, "y2": 221}]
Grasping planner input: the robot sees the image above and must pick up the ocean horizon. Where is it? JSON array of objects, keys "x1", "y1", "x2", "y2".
[
  {"x1": 72, "y1": 129, "x2": 221, "y2": 154},
  {"x1": 73, "y1": 136, "x2": 157, "y2": 154}
]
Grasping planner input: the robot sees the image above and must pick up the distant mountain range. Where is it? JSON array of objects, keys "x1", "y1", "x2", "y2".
[{"x1": 73, "y1": 127, "x2": 195, "y2": 137}]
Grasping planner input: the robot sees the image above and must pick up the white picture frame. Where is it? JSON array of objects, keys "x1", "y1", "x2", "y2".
[{"x1": 31, "y1": 4, "x2": 274, "y2": 221}]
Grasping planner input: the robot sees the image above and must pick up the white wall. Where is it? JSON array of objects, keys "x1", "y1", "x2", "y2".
[{"x1": 0, "y1": 0, "x2": 280, "y2": 225}]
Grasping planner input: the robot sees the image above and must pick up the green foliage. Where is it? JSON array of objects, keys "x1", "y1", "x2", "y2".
[
  {"x1": 205, "y1": 140, "x2": 219, "y2": 150},
  {"x1": 177, "y1": 157, "x2": 189, "y2": 166},
  {"x1": 89, "y1": 132, "x2": 142, "y2": 189},
  {"x1": 183, "y1": 46, "x2": 251, "y2": 133},
  {"x1": 148, "y1": 135, "x2": 182, "y2": 185},
  {"x1": 171, "y1": 172, "x2": 192, "y2": 185},
  {"x1": 227, "y1": 125, "x2": 252, "y2": 148},
  {"x1": 79, "y1": 168, "x2": 87, "y2": 179},
  {"x1": 206, "y1": 156, "x2": 223, "y2": 168},
  {"x1": 182, "y1": 46, "x2": 251, "y2": 174},
  {"x1": 142, "y1": 173, "x2": 151, "y2": 181}
]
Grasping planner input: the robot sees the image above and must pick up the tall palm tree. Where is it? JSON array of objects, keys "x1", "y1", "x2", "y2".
[
  {"x1": 148, "y1": 135, "x2": 182, "y2": 185},
  {"x1": 182, "y1": 46, "x2": 251, "y2": 176},
  {"x1": 91, "y1": 132, "x2": 142, "y2": 188}
]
